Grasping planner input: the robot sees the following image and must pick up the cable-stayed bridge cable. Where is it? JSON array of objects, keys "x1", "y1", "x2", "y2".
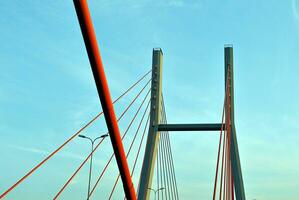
[
  {"x1": 53, "y1": 81, "x2": 151, "y2": 199},
  {"x1": 123, "y1": 113, "x2": 150, "y2": 200},
  {"x1": 162, "y1": 97, "x2": 179, "y2": 199},
  {"x1": 157, "y1": 134, "x2": 160, "y2": 200},
  {"x1": 108, "y1": 100, "x2": 151, "y2": 199},
  {"x1": 158, "y1": 131, "x2": 165, "y2": 200},
  {"x1": 162, "y1": 116, "x2": 175, "y2": 200},
  {"x1": 88, "y1": 89, "x2": 151, "y2": 198},
  {"x1": 165, "y1": 131, "x2": 179, "y2": 200},
  {"x1": 131, "y1": 114, "x2": 150, "y2": 177},
  {"x1": 0, "y1": 69, "x2": 151, "y2": 199}
]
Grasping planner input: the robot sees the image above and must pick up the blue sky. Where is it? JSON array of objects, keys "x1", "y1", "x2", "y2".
[{"x1": 1, "y1": 0, "x2": 299, "y2": 199}]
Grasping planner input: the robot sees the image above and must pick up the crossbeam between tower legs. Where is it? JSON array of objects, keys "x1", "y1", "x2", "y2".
[{"x1": 158, "y1": 123, "x2": 225, "y2": 131}]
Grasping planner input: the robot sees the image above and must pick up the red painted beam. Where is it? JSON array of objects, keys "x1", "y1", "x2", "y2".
[{"x1": 73, "y1": 1, "x2": 136, "y2": 199}]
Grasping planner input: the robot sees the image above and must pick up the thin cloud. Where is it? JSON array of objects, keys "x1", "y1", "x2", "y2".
[
  {"x1": 7, "y1": 144, "x2": 86, "y2": 161},
  {"x1": 292, "y1": 0, "x2": 299, "y2": 21},
  {"x1": 93, "y1": 0, "x2": 201, "y2": 9}
]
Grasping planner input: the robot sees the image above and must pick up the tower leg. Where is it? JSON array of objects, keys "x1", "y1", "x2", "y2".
[
  {"x1": 138, "y1": 49, "x2": 163, "y2": 200},
  {"x1": 225, "y1": 46, "x2": 246, "y2": 200}
]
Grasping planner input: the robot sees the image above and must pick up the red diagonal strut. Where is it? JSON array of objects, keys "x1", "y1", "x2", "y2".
[{"x1": 72, "y1": 0, "x2": 136, "y2": 199}]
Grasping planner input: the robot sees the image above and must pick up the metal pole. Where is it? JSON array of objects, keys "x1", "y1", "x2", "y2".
[
  {"x1": 138, "y1": 49, "x2": 163, "y2": 200},
  {"x1": 73, "y1": 1, "x2": 136, "y2": 199},
  {"x1": 87, "y1": 141, "x2": 94, "y2": 200}
]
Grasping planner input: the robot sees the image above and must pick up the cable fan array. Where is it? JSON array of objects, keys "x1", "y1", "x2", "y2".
[
  {"x1": 212, "y1": 65, "x2": 235, "y2": 200},
  {"x1": 0, "y1": 69, "x2": 166, "y2": 199},
  {"x1": 155, "y1": 97, "x2": 180, "y2": 200}
]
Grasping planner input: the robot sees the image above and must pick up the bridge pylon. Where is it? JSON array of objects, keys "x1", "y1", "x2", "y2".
[
  {"x1": 225, "y1": 46, "x2": 245, "y2": 200},
  {"x1": 138, "y1": 48, "x2": 163, "y2": 200},
  {"x1": 138, "y1": 46, "x2": 245, "y2": 200}
]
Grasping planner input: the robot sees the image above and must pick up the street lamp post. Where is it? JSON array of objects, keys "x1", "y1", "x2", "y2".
[
  {"x1": 78, "y1": 134, "x2": 109, "y2": 200},
  {"x1": 147, "y1": 187, "x2": 165, "y2": 200}
]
